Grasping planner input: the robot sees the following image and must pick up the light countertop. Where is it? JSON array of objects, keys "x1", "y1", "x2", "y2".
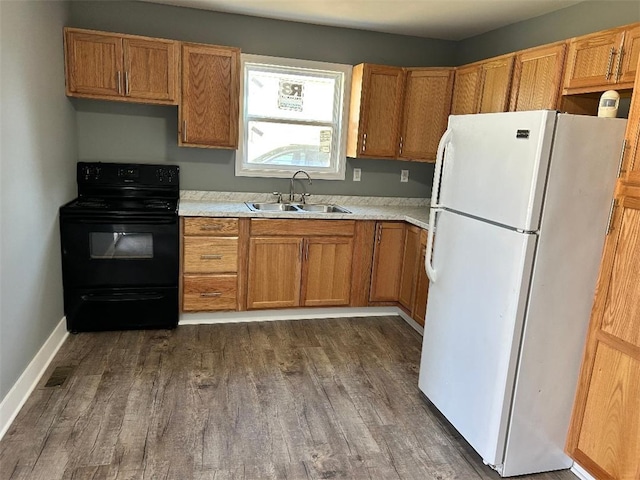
[{"x1": 179, "y1": 191, "x2": 430, "y2": 230}]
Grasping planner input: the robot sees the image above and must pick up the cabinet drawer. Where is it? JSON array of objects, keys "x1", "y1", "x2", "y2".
[
  {"x1": 183, "y1": 275, "x2": 237, "y2": 311},
  {"x1": 184, "y1": 217, "x2": 239, "y2": 236},
  {"x1": 250, "y1": 219, "x2": 355, "y2": 236},
  {"x1": 183, "y1": 237, "x2": 238, "y2": 273}
]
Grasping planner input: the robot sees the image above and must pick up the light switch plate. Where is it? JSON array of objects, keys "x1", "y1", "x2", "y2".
[
  {"x1": 353, "y1": 168, "x2": 361, "y2": 182},
  {"x1": 401, "y1": 170, "x2": 409, "y2": 182}
]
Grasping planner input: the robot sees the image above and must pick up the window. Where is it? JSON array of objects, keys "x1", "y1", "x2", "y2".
[{"x1": 236, "y1": 54, "x2": 352, "y2": 180}]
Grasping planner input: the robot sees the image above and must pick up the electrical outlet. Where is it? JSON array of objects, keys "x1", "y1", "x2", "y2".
[
  {"x1": 401, "y1": 170, "x2": 409, "y2": 183},
  {"x1": 353, "y1": 168, "x2": 361, "y2": 182}
]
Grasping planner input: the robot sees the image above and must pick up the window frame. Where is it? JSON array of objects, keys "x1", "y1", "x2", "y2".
[{"x1": 236, "y1": 54, "x2": 352, "y2": 180}]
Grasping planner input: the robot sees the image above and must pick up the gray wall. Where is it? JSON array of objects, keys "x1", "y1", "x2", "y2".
[
  {"x1": 0, "y1": 1, "x2": 78, "y2": 400},
  {"x1": 69, "y1": 0, "x2": 458, "y2": 197},
  {"x1": 456, "y1": 1, "x2": 640, "y2": 64}
]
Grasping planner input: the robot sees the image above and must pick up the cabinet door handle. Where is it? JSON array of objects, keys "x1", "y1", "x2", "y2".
[
  {"x1": 201, "y1": 254, "x2": 223, "y2": 260},
  {"x1": 617, "y1": 139, "x2": 627, "y2": 177},
  {"x1": 299, "y1": 240, "x2": 303, "y2": 261},
  {"x1": 399, "y1": 135, "x2": 404, "y2": 155},
  {"x1": 125, "y1": 71, "x2": 130, "y2": 95},
  {"x1": 183, "y1": 120, "x2": 187, "y2": 142},
  {"x1": 629, "y1": 127, "x2": 640, "y2": 175},
  {"x1": 116, "y1": 71, "x2": 122, "y2": 94},
  {"x1": 605, "y1": 47, "x2": 615, "y2": 80},
  {"x1": 200, "y1": 225, "x2": 222, "y2": 231},
  {"x1": 614, "y1": 35, "x2": 625, "y2": 81},
  {"x1": 605, "y1": 199, "x2": 618, "y2": 235},
  {"x1": 362, "y1": 133, "x2": 367, "y2": 152},
  {"x1": 376, "y1": 225, "x2": 382, "y2": 244},
  {"x1": 305, "y1": 239, "x2": 309, "y2": 261},
  {"x1": 200, "y1": 292, "x2": 222, "y2": 297}
]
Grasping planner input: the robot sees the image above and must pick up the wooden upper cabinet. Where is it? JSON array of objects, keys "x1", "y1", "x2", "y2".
[
  {"x1": 65, "y1": 30, "x2": 123, "y2": 97},
  {"x1": 123, "y1": 38, "x2": 179, "y2": 102},
  {"x1": 451, "y1": 64, "x2": 481, "y2": 115},
  {"x1": 509, "y1": 42, "x2": 566, "y2": 111},
  {"x1": 347, "y1": 64, "x2": 453, "y2": 162},
  {"x1": 477, "y1": 54, "x2": 515, "y2": 113},
  {"x1": 451, "y1": 54, "x2": 514, "y2": 115},
  {"x1": 180, "y1": 43, "x2": 240, "y2": 149},
  {"x1": 347, "y1": 64, "x2": 405, "y2": 159},
  {"x1": 563, "y1": 23, "x2": 640, "y2": 94},
  {"x1": 619, "y1": 24, "x2": 640, "y2": 86},
  {"x1": 64, "y1": 28, "x2": 178, "y2": 105},
  {"x1": 566, "y1": 192, "x2": 640, "y2": 480},
  {"x1": 622, "y1": 53, "x2": 640, "y2": 187},
  {"x1": 399, "y1": 68, "x2": 454, "y2": 162}
]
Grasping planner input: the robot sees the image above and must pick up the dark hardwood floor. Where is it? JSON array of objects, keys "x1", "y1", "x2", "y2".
[{"x1": 0, "y1": 316, "x2": 576, "y2": 480}]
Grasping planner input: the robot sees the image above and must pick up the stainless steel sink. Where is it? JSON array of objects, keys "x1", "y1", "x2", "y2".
[
  {"x1": 298, "y1": 204, "x2": 351, "y2": 213},
  {"x1": 245, "y1": 202, "x2": 350, "y2": 214},
  {"x1": 246, "y1": 202, "x2": 302, "y2": 212}
]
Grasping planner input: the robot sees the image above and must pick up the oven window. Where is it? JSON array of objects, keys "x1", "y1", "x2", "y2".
[{"x1": 90, "y1": 232, "x2": 153, "y2": 259}]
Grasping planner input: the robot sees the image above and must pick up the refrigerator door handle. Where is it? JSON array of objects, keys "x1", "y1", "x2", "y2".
[
  {"x1": 425, "y1": 128, "x2": 452, "y2": 283},
  {"x1": 425, "y1": 207, "x2": 440, "y2": 282},
  {"x1": 431, "y1": 128, "x2": 453, "y2": 208}
]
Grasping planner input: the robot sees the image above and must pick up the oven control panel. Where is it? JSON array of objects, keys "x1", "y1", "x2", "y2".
[{"x1": 78, "y1": 162, "x2": 179, "y2": 188}]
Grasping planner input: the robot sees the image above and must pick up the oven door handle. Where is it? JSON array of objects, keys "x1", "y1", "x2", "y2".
[
  {"x1": 80, "y1": 292, "x2": 167, "y2": 302},
  {"x1": 64, "y1": 217, "x2": 177, "y2": 225}
]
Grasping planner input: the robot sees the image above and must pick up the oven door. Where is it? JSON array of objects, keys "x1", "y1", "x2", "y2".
[{"x1": 60, "y1": 215, "x2": 178, "y2": 288}]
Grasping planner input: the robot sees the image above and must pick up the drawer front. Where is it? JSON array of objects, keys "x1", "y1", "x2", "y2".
[
  {"x1": 183, "y1": 275, "x2": 237, "y2": 311},
  {"x1": 250, "y1": 219, "x2": 355, "y2": 236},
  {"x1": 183, "y1": 237, "x2": 238, "y2": 273},
  {"x1": 184, "y1": 217, "x2": 239, "y2": 236}
]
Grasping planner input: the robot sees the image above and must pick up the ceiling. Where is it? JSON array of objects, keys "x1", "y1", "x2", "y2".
[{"x1": 140, "y1": 0, "x2": 584, "y2": 40}]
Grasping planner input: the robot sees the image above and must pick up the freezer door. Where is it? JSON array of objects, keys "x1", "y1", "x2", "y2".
[
  {"x1": 438, "y1": 110, "x2": 556, "y2": 231},
  {"x1": 418, "y1": 209, "x2": 537, "y2": 467}
]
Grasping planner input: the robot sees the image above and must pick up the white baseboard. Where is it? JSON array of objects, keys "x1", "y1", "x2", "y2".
[
  {"x1": 0, "y1": 317, "x2": 68, "y2": 440},
  {"x1": 570, "y1": 462, "x2": 596, "y2": 480},
  {"x1": 180, "y1": 306, "x2": 403, "y2": 325},
  {"x1": 395, "y1": 309, "x2": 424, "y2": 335}
]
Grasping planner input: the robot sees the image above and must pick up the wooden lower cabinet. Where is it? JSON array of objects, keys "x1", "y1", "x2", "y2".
[
  {"x1": 181, "y1": 217, "x2": 429, "y2": 324},
  {"x1": 566, "y1": 190, "x2": 640, "y2": 480},
  {"x1": 246, "y1": 220, "x2": 356, "y2": 310},
  {"x1": 412, "y1": 243, "x2": 429, "y2": 327},
  {"x1": 398, "y1": 225, "x2": 430, "y2": 326},
  {"x1": 181, "y1": 217, "x2": 243, "y2": 312},
  {"x1": 399, "y1": 225, "x2": 421, "y2": 309},
  {"x1": 302, "y1": 237, "x2": 353, "y2": 307},
  {"x1": 369, "y1": 222, "x2": 406, "y2": 302},
  {"x1": 182, "y1": 275, "x2": 237, "y2": 311},
  {"x1": 370, "y1": 222, "x2": 430, "y2": 325},
  {"x1": 246, "y1": 237, "x2": 303, "y2": 309}
]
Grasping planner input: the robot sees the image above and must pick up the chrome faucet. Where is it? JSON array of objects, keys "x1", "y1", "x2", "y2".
[{"x1": 289, "y1": 170, "x2": 312, "y2": 203}]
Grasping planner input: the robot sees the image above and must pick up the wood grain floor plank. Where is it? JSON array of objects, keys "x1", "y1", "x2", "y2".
[{"x1": 0, "y1": 316, "x2": 578, "y2": 480}]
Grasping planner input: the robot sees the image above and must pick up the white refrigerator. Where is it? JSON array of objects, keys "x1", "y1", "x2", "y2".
[{"x1": 418, "y1": 110, "x2": 626, "y2": 477}]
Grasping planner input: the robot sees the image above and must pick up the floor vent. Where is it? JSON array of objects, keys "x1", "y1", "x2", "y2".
[{"x1": 44, "y1": 366, "x2": 74, "y2": 387}]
